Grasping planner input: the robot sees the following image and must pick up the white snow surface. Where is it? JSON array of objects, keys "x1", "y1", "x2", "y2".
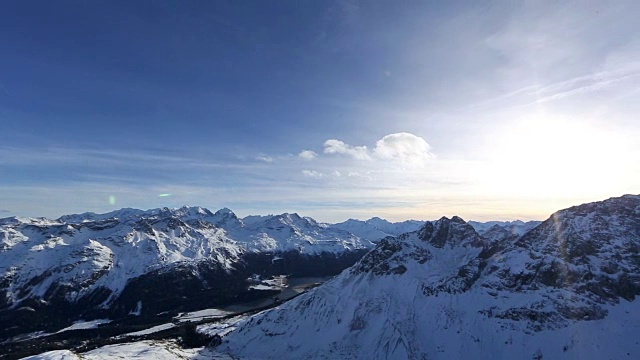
[
  {"x1": 21, "y1": 340, "x2": 233, "y2": 360},
  {"x1": 198, "y1": 314, "x2": 251, "y2": 338},
  {"x1": 55, "y1": 319, "x2": 111, "y2": 333},
  {"x1": 249, "y1": 284, "x2": 280, "y2": 290},
  {"x1": 123, "y1": 323, "x2": 176, "y2": 337},
  {"x1": 21, "y1": 350, "x2": 80, "y2": 360},
  {"x1": 222, "y1": 278, "x2": 640, "y2": 360},
  {"x1": 175, "y1": 308, "x2": 232, "y2": 322}
]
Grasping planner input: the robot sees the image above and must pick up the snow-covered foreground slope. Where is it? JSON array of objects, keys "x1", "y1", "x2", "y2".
[
  {"x1": 222, "y1": 277, "x2": 640, "y2": 359},
  {"x1": 22, "y1": 340, "x2": 233, "y2": 360},
  {"x1": 21, "y1": 301, "x2": 640, "y2": 359},
  {"x1": 219, "y1": 195, "x2": 640, "y2": 359}
]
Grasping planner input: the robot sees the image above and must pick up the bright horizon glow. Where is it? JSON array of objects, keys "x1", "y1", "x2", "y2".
[
  {"x1": 480, "y1": 115, "x2": 630, "y2": 198},
  {"x1": 0, "y1": 2, "x2": 638, "y2": 223}
]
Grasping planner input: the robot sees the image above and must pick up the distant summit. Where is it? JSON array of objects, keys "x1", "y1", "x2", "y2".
[{"x1": 333, "y1": 217, "x2": 424, "y2": 241}]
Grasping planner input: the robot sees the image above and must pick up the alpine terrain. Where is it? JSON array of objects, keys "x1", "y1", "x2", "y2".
[
  {"x1": 332, "y1": 218, "x2": 425, "y2": 242},
  {"x1": 218, "y1": 195, "x2": 640, "y2": 359},
  {"x1": 0, "y1": 206, "x2": 376, "y2": 341}
]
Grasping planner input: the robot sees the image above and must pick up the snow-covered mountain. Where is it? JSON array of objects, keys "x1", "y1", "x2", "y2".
[
  {"x1": 0, "y1": 206, "x2": 374, "y2": 339},
  {"x1": 219, "y1": 195, "x2": 640, "y2": 359},
  {"x1": 332, "y1": 217, "x2": 425, "y2": 242},
  {"x1": 1, "y1": 211, "x2": 236, "y2": 306},
  {"x1": 468, "y1": 219, "x2": 542, "y2": 244},
  {"x1": 223, "y1": 211, "x2": 369, "y2": 253}
]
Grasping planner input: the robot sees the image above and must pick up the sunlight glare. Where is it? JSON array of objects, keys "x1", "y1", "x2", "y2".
[{"x1": 481, "y1": 115, "x2": 627, "y2": 197}]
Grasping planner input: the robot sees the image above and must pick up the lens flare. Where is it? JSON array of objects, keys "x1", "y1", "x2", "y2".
[
  {"x1": 158, "y1": 193, "x2": 172, "y2": 197},
  {"x1": 108, "y1": 195, "x2": 116, "y2": 205}
]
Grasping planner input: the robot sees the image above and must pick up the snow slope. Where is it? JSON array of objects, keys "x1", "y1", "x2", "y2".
[
  {"x1": 220, "y1": 195, "x2": 640, "y2": 359},
  {"x1": 22, "y1": 340, "x2": 233, "y2": 360},
  {"x1": 0, "y1": 210, "x2": 242, "y2": 306}
]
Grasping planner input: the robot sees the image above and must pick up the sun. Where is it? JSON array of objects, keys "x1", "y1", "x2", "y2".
[{"x1": 480, "y1": 115, "x2": 628, "y2": 198}]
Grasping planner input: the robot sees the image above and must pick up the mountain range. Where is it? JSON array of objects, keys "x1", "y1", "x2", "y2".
[
  {"x1": 0, "y1": 206, "x2": 420, "y2": 340},
  {"x1": 3, "y1": 195, "x2": 639, "y2": 359}
]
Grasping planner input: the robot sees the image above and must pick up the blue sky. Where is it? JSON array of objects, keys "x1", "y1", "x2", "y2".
[{"x1": 1, "y1": 1, "x2": 639, "y2": 222}]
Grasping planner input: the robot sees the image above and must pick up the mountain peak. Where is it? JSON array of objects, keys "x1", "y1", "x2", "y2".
[
  {"x1": 214, "y1": 207, "x2": 236, "y2": 216},
  {"x1": 210, "y1": 207, "x2": 241, "y2": 228},
  {"x1": 418, "y1": 216, "x2": 483, "y2": 248},
  {"x1": 57, "y1": 208, "x2": 145, "y2": 224},
  {"x1": 365, "y1": 216, "x2": 391, "y2": 226},
  {"x1": 451, "y1": 215, "x2": 466, "y2": 224}
]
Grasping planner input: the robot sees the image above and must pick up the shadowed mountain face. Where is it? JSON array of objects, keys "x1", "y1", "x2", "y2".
[
  {"x1": 220, "y1": 195, "x2": 640, "y2": 360},
  {"x1": 504, "y1": 194, "x2": 640, "y2": 302},
  {"x1": 0, "y1": 207, "x2": 373, "y2": 339}
]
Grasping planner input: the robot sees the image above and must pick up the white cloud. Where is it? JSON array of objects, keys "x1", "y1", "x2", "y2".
[
  {"x1": 301, "y1": 170, "x2": 343, "y2": 180},
  {"x1": 256, "y1": 155, "x2": 274, "y2": 163},
  {"x1": 298, "y1": 150, "x2": 318, "y2": 161},
  {"x1": 323, "y1": 139, "x2": 371, "y2": 160},
  {"x1": 373, "y1": 132, "x2": 435, "y2": 165},
  {"x1": 302, "y1": 170, "x2": 324, "y2": 179},
  {"x1": 347, "y1": 171, "x2": 373, "y2": 181},
  {"x1": 321, "y1": 133, "x2": 434, "y2": 165}
]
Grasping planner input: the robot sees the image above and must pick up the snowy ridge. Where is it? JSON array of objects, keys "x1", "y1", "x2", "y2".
[
  {"x1": 468, "y1": 219, "x2": 541, "y2": 244},
  {"x1": 221, "y1": 211, "x2": 370, "y2": 254},
  {"x1": 332, "y1": 217, "x2": 425, "y2": 242},
  {"x1": 220, "y1": 195, "x2": 640, "y2": 359},
  {"x1": 0, "y1": 211, "x2": 242, "y2": 306},
  {"x1": 22, "y1": 340, "x2": 233, "y2": 359}
]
